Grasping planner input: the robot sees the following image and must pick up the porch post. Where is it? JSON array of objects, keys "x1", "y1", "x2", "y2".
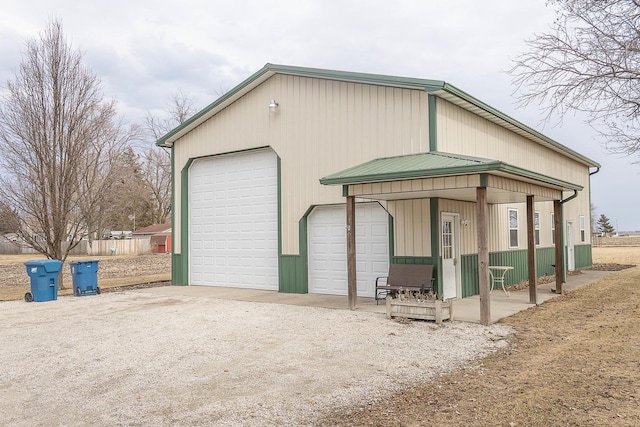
[
  {"x1": 476, "y1": 187, "x2": 490, "y2": 326},
  {"x1": 526, "y1": 195, "x2": 538, "y2": 304},
  {"x1": 554, "y1": 199, "x2": 563, "y2": 294},
  {"x1": 346, "y1": 195, "x2": 357, "y2": 309}
]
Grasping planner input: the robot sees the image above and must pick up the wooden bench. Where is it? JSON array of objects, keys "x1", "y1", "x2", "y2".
[{"x1": 375, "y1": 264, "x2": 435, "y2": 304}]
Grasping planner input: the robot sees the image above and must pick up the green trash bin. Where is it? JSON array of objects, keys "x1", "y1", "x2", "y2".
[{"x1": 24, "y1": 260, "x2": 63, "y2": 302}]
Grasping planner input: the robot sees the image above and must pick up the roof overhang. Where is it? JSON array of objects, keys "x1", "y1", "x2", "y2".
[
  {"x1": 320, "y1": 152, "x2": 581, "y2": 204},
  {"x1": 428, "y1": 86, "x2": 599, "y2": 168},
  {"x1": 156, "y1": 67, "x2": 277, "y2": 147}
]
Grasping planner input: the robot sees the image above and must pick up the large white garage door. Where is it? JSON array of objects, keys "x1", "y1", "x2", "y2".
[
  {"x1": 189, "y1": 149, "x2": 278, "y2": 290},
  {"x1": 308, "y1": 203, "x2": 389, "y2": 297}
]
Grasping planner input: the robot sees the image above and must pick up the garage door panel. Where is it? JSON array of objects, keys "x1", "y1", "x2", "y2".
[
  {"x1": 372, "y1": 260, "x2": 389, "y2": 271},
  {"x1": 308, "y1": 204, "x2": 389, "y2": 297},
  {"x1": 189, "y1": 150, "x2": 278, "y2": 290},
  {"x1": 330, "y1": 260, "x2": 347, "y2": 272},
  {"x1": 331, "y1": 242, "x2": 346, "y2": 253},
  {"x1": 371, "y1": 224, "x2": 388, "y2": 237},
  {"x1": 371, "y1": 243, "x2": 388, "y2": 254}
]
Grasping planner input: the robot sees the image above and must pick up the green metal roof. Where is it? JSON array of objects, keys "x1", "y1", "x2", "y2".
[
  {"x1": 319, "y1": 151, "x2": 583, "y2": 191},
  {"x1": 156, "y1": 63, "x2": 599, "y2": 168}
]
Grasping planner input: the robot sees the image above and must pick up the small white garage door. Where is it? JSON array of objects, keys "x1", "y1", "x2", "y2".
[
  {"x1": 189, "y1": 149, "x2": 278, "y2": 290},
  {"x1": 308, "y1": 203, "x2": 389, "y2": 297}
]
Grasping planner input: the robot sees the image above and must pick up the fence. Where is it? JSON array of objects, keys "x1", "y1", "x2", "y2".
[
  {"x1": 592, "y1": 235, "x2": 640, "y2": 247},
  {"x1": 0, "y1": 239, "x2": 152, "y2": 256},
  {"x1": 87, "y1": 239, "x2": 151, "y2": 256}
]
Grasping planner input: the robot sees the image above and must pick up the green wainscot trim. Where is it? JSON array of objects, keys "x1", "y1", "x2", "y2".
[
  {"x1": 172, "y1": 254, "x2": 188, "y2": 286},
  {"x1": 574, "y1": 244, "x2": 593, "y2": 269},
  {"x1": 460, "y1": 254, "x2": 479, "y2": 298},
  {"x1": 460, "y1": 247, "x2": 562, "y2": 297},
  {"x1": 535, "y1": 247, "x2": 557, "y2": 277},
  {"x1": 278, "y1": 212, "x2": 309, "y2": 294},
  {"x1": 391, "y1": 256, "x2": 442, "y2": 297},
  {"x1": 279, "y1": 255, "x2": 308, "y2": 293}
]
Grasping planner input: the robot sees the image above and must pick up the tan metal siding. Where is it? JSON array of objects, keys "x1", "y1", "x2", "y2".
[
  {"x1": 488, "y1": 199, "x2": 591, "y2": 252},
  {"x1": 434, "y1": 199, "x2": 578, "y2": 254},
  {"x1": 531, "y1": 200, "x2": 564, "y2": 248},
  {"x1": 386, "y1": 199, "x2": 431, "y2": 256},
  {"x1": 490, "y1": 204, "x2": 512, "y2": 251},
  {"x1": 487, "y1": 176, "x2": 561, "y2": 201},
  {"x1": 437, "y1": 98, "x2": 588, "y2": 185},
  {"x1": 562, "y1": 197, "x2": 591, "y2": 245},
  {"x1": 174, "y1": 74, "x2": 430, "y2": 254},
  {"x1": 349, "y1": 175, "x2": 481, "y2": 198},
  {"x1": 436, "y1": 97, "x2": 592, "y2": 251},
  {"x1": 439, "y1": 200, "x2": 478, "y2": 254}
]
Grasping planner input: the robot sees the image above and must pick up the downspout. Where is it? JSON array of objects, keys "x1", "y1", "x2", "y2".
[
  {"x1": 588, "y1": 166, "x2": 600, "y2": 266},
  {"x1": 560, "y1": 190, "x2": 579, "y2": 205},
  {"x1": 557, "y1": 166, "x2": 599, "y2": 283},
  {"x1": 559, "y1": 190, "x2": 578, "y2": 284}
]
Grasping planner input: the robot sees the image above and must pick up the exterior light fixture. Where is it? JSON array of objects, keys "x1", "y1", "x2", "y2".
[{"x1": 268, "y1": 100, "x2": 279, "y2": 112}]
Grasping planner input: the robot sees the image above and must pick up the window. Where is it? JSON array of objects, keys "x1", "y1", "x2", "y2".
[
  {"x1": 442, "y1": 219, "x2": 453, "y2": 260},
  {"x1": 551, "y1": 213, "x2": 555, "y2": 245},
  {"x1": 534, "y1": 211, "x2": 540, "y2": 246},
  {"x1": 508, "y1": 208, "x2": 518, "y2": 248},
  {"x1": 580, "y1": 215, "x2": 585, "y2": 242}
]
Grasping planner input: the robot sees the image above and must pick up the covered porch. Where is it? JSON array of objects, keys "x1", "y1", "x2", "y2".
[
  {"x1": 320, "y1": 152, "x2": 581, "y2": 325},
  {"x1": 138, "y1": 268, "x2": 611, "y2": 324}
]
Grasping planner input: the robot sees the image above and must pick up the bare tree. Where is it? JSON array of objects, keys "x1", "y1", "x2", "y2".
[
  {"x1": 0, "y1": 201, "x2": 20, "y2": 235},
  {"x1": 146, "y1": 90, "x2": 197, "y2": 140},
  {"x1": 510, "y1": 0, "x2": 640, "y2": 156},
  {"x1": 139, "y1": 148, "x2": 171, "y2": 225},
  {"x1": 0, "y1": 20, "x2": 135, "y2": 269},
  {"x1": 143, "y1": 91, "x2": 198, "y2": 225},
  {"x1": 100, "y1": 147, "x2": 153, "y2": 232}
]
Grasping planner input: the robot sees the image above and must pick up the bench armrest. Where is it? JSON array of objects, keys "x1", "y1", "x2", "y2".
[{"x1": 375, "y1": 276, "x2": 389, "y2": 286}]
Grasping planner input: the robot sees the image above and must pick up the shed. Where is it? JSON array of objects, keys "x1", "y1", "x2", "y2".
[
  {"x1": 132, "y1": 223, "x2": 171, "y2": 240},
  {"x1": 132, "y1": 223, "x2": 171, "y2": 253},
  {"x1": 157, "y1": 64, "x2": 599, "y2": 324},
  {"x1": 150, "y1": 232, "x2": 172, "y2": 254}
]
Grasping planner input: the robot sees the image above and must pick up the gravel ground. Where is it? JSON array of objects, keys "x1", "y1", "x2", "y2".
[{"x1": 0, "y1": 290, "x2": 513, "y2": 426}]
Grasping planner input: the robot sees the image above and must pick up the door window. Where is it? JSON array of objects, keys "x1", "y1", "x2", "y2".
[{"x1": 442, "y1": 219, "x2": 453, "y2": 259}]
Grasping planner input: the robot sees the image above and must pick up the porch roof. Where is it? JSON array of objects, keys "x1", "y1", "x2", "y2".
[{"x1": 319, "y1": 151, "x2": 582, "y2": 193}]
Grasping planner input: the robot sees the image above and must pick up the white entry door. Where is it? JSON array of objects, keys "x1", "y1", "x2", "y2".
[
  {"x1": 441, "y1": 213, "x2": 460, "y2": 299},
  {"x1": 566, "y1": 221, "x2": 575, "y2": 271}
]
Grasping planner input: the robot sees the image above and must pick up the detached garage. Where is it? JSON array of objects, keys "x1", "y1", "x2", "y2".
[{"x1": 158, "y1": 63, "x2": 598, "y2": 314}]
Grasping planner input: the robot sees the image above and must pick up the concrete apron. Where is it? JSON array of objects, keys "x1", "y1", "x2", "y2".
[{"x1": 138, "y1": 269, "x2": 614, "y2": 324}]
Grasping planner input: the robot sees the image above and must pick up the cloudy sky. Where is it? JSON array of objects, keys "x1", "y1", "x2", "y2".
[{"x1": 1, "y1": 0, "x2": 638, "y2": 231}]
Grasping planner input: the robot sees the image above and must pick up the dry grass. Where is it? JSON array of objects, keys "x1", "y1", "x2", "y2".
[
  {"x1": 0, "y1": 254, "x2": 171, "y2": 301},
  {"x1": 317, "y1": 247, "x2": 640, "y2": 426},
  {"x1": 592, "y1": 246, "x2": 640, "y2": 265}
]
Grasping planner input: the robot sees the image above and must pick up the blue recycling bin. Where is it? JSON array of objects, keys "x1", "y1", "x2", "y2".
[
  {"x1": 70, "y1": 260, "x2": 100, "y2": 296},
  {"x1": 24, "y1": 260, "x2": 63, "y2": 302}
]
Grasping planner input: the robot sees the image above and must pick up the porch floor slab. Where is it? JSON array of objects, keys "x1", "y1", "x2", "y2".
[{"x1": 138, "y1": 269, "x2": 613, "y2": 324}]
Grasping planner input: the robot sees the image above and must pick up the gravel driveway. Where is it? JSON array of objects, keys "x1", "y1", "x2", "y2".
[{"x1": 0, "y1": 289, "x2": 513, "y2": 426}]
